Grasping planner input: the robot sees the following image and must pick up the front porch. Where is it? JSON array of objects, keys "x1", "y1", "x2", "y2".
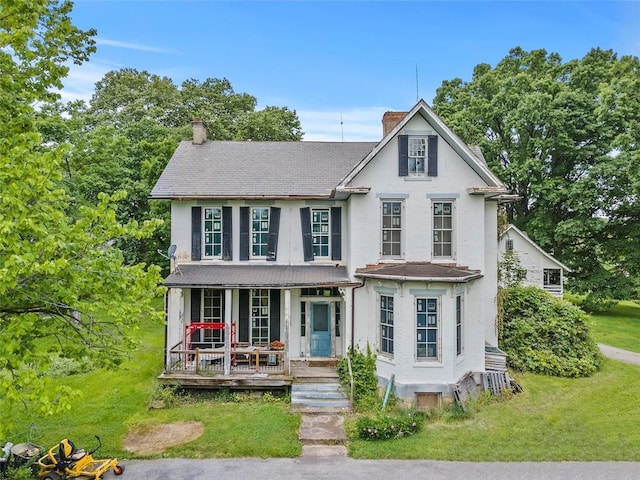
[{"x1": 158, "y1": 354, "x2": 340, "y2": 391}]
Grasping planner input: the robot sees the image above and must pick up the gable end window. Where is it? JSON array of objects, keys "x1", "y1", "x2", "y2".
[{"x1": 398, "y1": 134, "x2": 438, "y2": 177}]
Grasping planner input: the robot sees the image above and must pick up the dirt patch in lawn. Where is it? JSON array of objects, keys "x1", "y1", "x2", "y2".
[{"x1": 123, "y1": 421, "x2": 204, "y2": 455}]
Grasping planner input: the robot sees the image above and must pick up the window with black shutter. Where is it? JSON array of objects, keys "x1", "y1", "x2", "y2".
[
  {"x1": 266, "y1": 207, "x2": 280, "y2": 261},
  {"x1": 300, "y1": 207, "x2": 313, "y2": 262},
  {"x1": 398, "y1": 134, "x2": 438, "y2": 177},
  {"x1": 239, "y1": 207, "x2": 250, "y2": 261},
  {"x1": 191, "y1": 206, "x2": 202, "y2": 260}
]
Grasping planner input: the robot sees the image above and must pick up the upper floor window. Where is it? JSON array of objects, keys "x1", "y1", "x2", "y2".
[
  {"x1": 416, "y1": 297, "x2": 439, "y2": 361},
  {"x1": 505, "y1": 238, "x2": 514, "y2": 251},
  {"x1": 192, "y1": 206, "x2": 232, "y2": 261},
  {"x1": 381, "y1": 200, "x2": 402, "y2": 257},
  {"x1": 203, "y1": 207, "x2": 223, "y2": 258},
  {"x1": 433, "y1": 201, "x2": 453, "y2": 258},
  {"x1": 240, "y1": 206, "x2": 280, "y2": 261},
  {"x1": 408, "y1": 137, "x2": 426, "y2": 175},
  {"x1": 312, "y1": 209, "x2": 330, "y2": 258},
  {"x1": 300, "y1": 207, "x2": 342, "y2": 262},
  {"x1": 251, "y1": 208, "x2": 270, "y2": 258},
  {"x1": 398, "y1": 134, "x2": 438, "y2": 177}
]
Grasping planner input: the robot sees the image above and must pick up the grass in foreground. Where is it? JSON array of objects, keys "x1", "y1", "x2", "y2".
[
  {"x1": 588, "y1": 300, "x2": 640, "y2": 353},
  {"x1": 348, "y1": 359, "x2": 640, "y2": 461},
  {"x1": 6, "y1": 316, "x2": 300, "y2": 459}
]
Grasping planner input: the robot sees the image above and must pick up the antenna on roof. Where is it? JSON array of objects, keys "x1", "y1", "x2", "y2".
[
  {"x1": 416, "y1": 64, "x2": 420, "y2": 101},
  {"x1": 340, "y1": 113, "x2": 344, "y2": 142}
]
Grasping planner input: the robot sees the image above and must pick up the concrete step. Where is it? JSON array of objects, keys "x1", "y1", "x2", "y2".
[
  {"x1": 292, "y1": 383, "x2": 344, "y2": 392},
  {"x1": 291, "y1": 382, "x2": 350, "y2": 409}
]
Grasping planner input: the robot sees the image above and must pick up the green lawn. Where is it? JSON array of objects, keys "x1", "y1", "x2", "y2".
[
  {"x1": 5, "y1": 295, "x2": 640, "y2": 461},
  {"x1": 6, "y1": 314, "x2": 300, "y2": 459},
  {"x1": 588, "y1": 300, "x2": 640, "y2": 353},
  {"x1": 348, "y1": 359, "x2": 640, "y2": 461}
]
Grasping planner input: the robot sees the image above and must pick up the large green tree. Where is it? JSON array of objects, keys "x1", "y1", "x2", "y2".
[
  {"x1": 41, "y1": 69, "x2": 303, "y2": 268},
  {"x1": 0, "y1": 0, "x2": 163, "y2": 430},
  {"x1": 433, "y1": 47, "x2": 640, "y2": 308}
]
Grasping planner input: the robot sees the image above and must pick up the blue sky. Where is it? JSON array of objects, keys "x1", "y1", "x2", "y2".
[{"x1": 66, "y1": 1, "x2": 640, "y2": 141}]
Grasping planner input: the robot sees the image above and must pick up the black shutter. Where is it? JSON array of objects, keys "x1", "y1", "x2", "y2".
[
  {"x1": 331, "y1": 207, "x2": 342, "y2": 261},
  {"x1": 190, "y1": 288, "x2": 201, "y2": 322},
  {"x1": 191, "y1": 206, "x2": 202, "y2": 260},
  {"x1": 222, "y1": 206, "x2": 232, "y2": 260},
  {"x1": 300, "y1": 207, "x2": 313, "y2": 262},
  {"x1": 239, "y1": 206, "x2": 250, "y2": 261},
  {"x1": 427, "y1": 135, "x2": 438, "y2": 177},
  {"x1": 269, "y1": 289, "x2": 281, "y2": 343},
  {"x1": 398, "y1": 135, "x2": 408, "y2": 177},
  {"x1": 266, "y1": 207, "x2": 281, "y2": 261},
  {"x1": 239, "y1": 290, "x2": 249, "y2": 342}
]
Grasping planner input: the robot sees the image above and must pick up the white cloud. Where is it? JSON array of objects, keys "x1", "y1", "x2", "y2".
[
  {"x1": 57, "y1": 60, "x2": 119, "y2": 103},
  {"x1": 298, "y1": 106, "x2": 391, "y2": 142},
  {"x1": 96, "y1": 38, "x2": 178, "y2": 54}
]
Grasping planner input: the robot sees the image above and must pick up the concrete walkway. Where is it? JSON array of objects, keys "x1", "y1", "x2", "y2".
[
  {"x1": 298, "y1": 411, "x2": 348, "y2": 457},
  {"x1": 598, "y1": 343, "x2": 640, "y2": 366}
]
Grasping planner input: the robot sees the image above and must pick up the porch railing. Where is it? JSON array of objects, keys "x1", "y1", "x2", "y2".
[{"x1": 167, "y1": 347, "x2": 285, "y2": 375}]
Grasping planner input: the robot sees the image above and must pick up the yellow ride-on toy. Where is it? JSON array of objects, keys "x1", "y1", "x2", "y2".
[{"x1": 37, "y1": 436, "x2": 124, "y2": 480}]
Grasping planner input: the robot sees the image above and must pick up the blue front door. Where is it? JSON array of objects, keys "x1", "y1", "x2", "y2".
[{"x1": 310, "y1": 303, "x2": 331, "y2": 357}]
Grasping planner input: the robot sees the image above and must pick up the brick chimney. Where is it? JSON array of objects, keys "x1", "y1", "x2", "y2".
[
  {"x1": 382, "y1": 111, "x2": 408, "y2": 137},
  {"x1": 192, "y1": 119, "x2": 207, "y2": 145}
]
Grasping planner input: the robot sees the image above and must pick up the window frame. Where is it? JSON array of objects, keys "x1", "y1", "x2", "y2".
[
  {"x1": 415, "y1": 297, "x2": 440, "y2": 361},
  {"x1": 456, "y1": 294, "x2": 463, "y2": 357},
  {"x1": 202, "y1": 207, "x2": 223, "y2": 259},
  {"x1": 311, "y1": 208, "x2": 331, "y2": 258},
  {"x1": 250, "y1": 288, "x2": 270, "y2": 344},
  {"x1": 251, "y1": 207, "x2": 270, "y2": 259},
  {"x1": 408, "y1": 136, "x2": 427, "y2": 176},
  {"x1": 201, "y1": 289, "x2": 224, "y2": 345},
  {"x1": 432, "y1": 200, "x2": 454, "y2": 259},
  {"x1": 381, "y1": 200, "x2": 403, "y2": 258},
  {"x1": 379, "y1": 294, "x2": 394, "y2": 356}
]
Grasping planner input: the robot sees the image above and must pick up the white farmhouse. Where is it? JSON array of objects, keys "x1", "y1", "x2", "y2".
[
  {"x1": 150, "y1": 99, "x2": 511, "y2": 406},
  {"x1": 498, "y1": 224, "x2": 571, "y2": 297}
]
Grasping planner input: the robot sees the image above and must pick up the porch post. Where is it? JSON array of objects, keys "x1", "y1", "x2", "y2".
[
  {"x1": 344, "y1": 286, "x2": 353, "y2": 353},
  {"x1": 284, "y1": 289, "x2": 291, "y2": 374},
  {"x1": 224, "y1": 288, "x2": 233, "y2": 375}
]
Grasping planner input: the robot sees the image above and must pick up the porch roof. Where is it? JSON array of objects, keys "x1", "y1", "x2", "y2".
[
  {"x1": 164, "y1": 264, "x2": 357, "y2": 288},
  {"x1": 355, "y1": 262, "x2": 483, "y2": 282}
]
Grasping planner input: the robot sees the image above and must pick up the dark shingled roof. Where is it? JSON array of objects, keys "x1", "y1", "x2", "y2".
[
  {"x1": 151, "y1": 141, "x2": 377, "y2": 199},
  {"x1": 355, "y1": 262, "x2": 482, "y2": 282},
  {"x1": 164, "y1": 264, "x2": 356, "y2": 288}
]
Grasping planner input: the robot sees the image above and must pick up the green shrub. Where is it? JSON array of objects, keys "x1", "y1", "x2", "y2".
[
  {"x1": 355, "y1": 409, "x2": 424, "y2": 440},
  {"x1": 499, "y1": 286, "x2": 602, "y2": 377},
  {"x1": 337, "y1": 346, "x2": 379, "y2": 412},
  {"x1": 0, "y1": 465, "x2": 33, "y2": 480}
]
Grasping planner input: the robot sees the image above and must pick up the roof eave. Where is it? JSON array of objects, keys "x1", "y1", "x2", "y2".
[{"x1": 354, "y1": 272, "x2": 483, "y2": 283}]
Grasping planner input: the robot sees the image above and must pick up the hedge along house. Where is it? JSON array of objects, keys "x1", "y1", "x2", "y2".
[
  {"x1": 498, "y1": 224, "x2": 571, "y2": 297},
  {"x1": 150, "y1": 99, "x2": 511, "y2": 404}
]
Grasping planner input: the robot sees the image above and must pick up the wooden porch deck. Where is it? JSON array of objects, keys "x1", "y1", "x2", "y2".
[{"x1": 158, "y1": 357, "x2": 340, "y2": 390}]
